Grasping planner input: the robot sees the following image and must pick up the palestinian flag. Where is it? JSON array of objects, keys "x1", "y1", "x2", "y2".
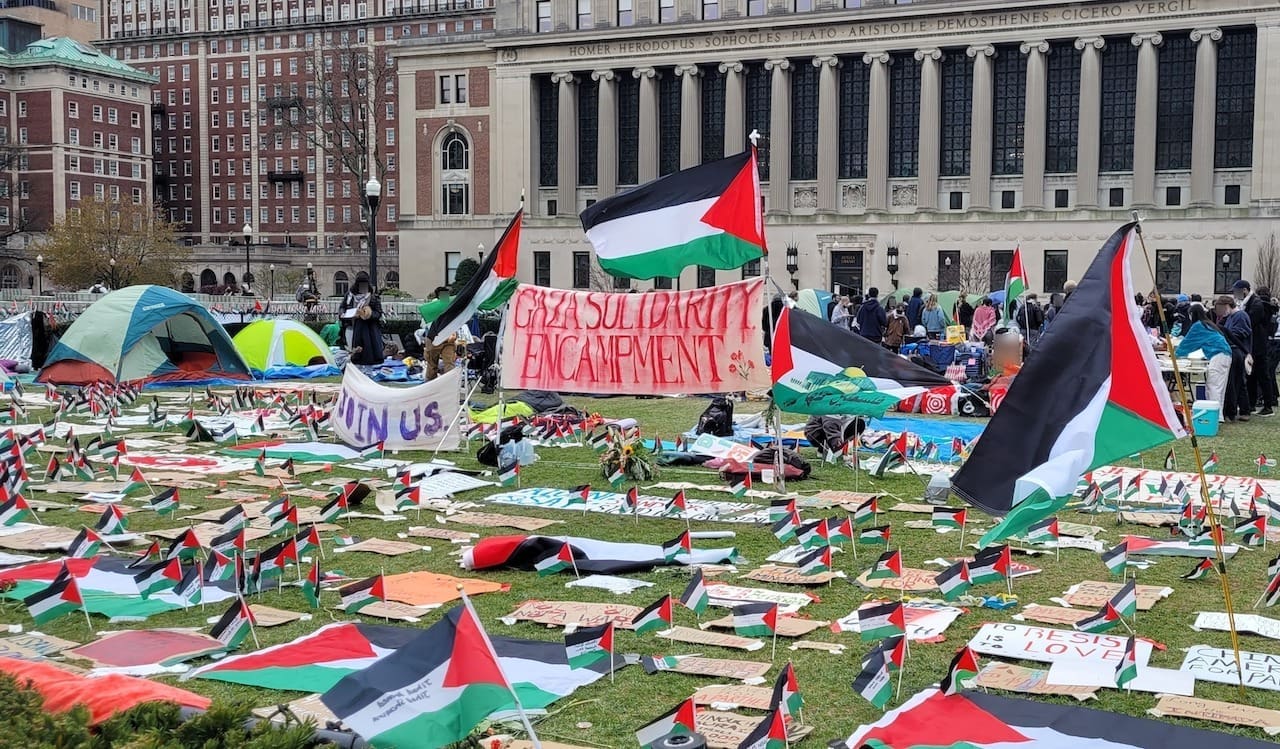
[
  {"x1": 867, "y1": 549, "x2": 903, "y2": 580},
  {"x1": 859, "y1": 525, "x2": 891, "y2": 546},
  {"x1": 631, "y1": 594, "x2": 674, "y2": 634},
  {"x1": 133, "y1": 558, "x2": 183, "y2": 599},
  {"x1": 564, "y1": 622, "x2": 613, "y2": 669},
  {"x1": 772, "y1": 512, "x2": 800, "y2": 543},
  {"x1": 1023, "y1": 517, "x2": 1060, "y2": 545},
  {"x1": 940, "y1": 646, "x2": 981, "y2": 696},
  {"x1": 827, "y1": 516, "x2": 854, "y2": 545},
  {"x1": 968, "y1": 545, "x2": 1012, "y2": 585},
  {"x1": 732, "y1": 602, "x2": 778, "y2": 637},
  {"x1": 935, "y1": 560, "x2": 971, "y2": 601},
  {"x1": 211, "y1": 528, "x2": 246, "y2": 557},
  {"x1": 854, "y1": 497, "x2": 879, "y2": 526},
  {"x1": 635, "y1": 699, "x2": 698, "y2": 748},
  {"x1": 394, "y1": 486, "x2": 421, "y2": 511},
  {"x1": 932, "y1": 506, "x2": 967, "y2": 530},
  {"x1": 165, "y1": 528, "x2": 203, "y2": 561},
  {"x1": 206, "y1": 549, "x2": 236, "y2": 582},
  {"x1": 622, "y1": 486, "x2": 639, "y2": 513},
  {"x1": 665, "y1": 489, "x2": 688, "y2": 517},
  {"x1": 852, "y1": 687, "x2": 1280, "y2": 749},
  {"x1": 853, "y1": 650, "x2": 893, "y2": 709},
  {"x1": 1181, "y1": 557, "x2": 1218, "y2": 580},
  {"x1": 210, "y1": 597, "x2": 255, "y2": 650},
  {"x1": 680, "y1": 567, "x2": 709, "y2": 615},
  {"x1": 867, "y1": 635, "x2": 907, "y2": 674},
  {"x1": 951, "y1": 223, "x2": 1184, "y2": 546},
  {"x1": 858, "y1": 601, "x2": 906, "y2": 641},
  {"x1": 44, "y1": 454, "x2": 62, "y2": 481},
  {"x1": 797, "y1": 519, "x2": 829, "y2": 549},
  {"x1": 607, "y1": 466, "x2": 625, "y2": 488},
  {"x1": 339, "y1": 575, "x2": 386, "y2": 613},
  {"x1": 426, "y1": 210, "x2": 522, "y2": 344},
  {"x1": 1004, "y1": 246, "x2": 1027, "y2": 321},
  {"x1": 303, "y1": 560, "x2": 321, "y2": 609},
  {"x1": 662, "y1": 531, "x2": 692, "y2": 561},
  {"x1": 130, "y1": 540, "x2": 162, "y2": 568},
  {"x1": 149, "y1": 487, "x2": 179, "y2": 515},
  {"x1": 465, "y1": 534, "x2": 737, "y2": 576},
  {"x1": 23, "y1": 564, "x2": 82, "y2": 625},
  {"x1": 319, "y1": 494, "x2": 348, "y2": 523},
  {"x1": 262, "y1": 496, "x2": 292, "y2": 521},
  {"x1": 534, "y1": 543, "x2": 575, "y2": 577},
  {"x1": 771, "y1": 306, "x2": 949, "y2": 416},
  {"x1": 0, "y1": 494, "x2": 32, "y2": 526},
  {"x1": 738, "y1": 709, "x2": 788, "y2": 749},
  {"x1": 217, "y1": 505, "x2": 247, "y2": 532},
  {"x1": 1074, "y1": 583, "x2": 1136, "y2": 633},
  {"x1": 869, "y1": 449, "x2": 905, "y2": 477},
  {"x1": 568, "y1": 484, "x2": 591, "y2": 506},
  {"x1": 730, "y1": 470, "x2": 752, "y2": 498},
  {"x1": 769, "y1": 498, "x2": 797, "y2": 522},
  {"x1": 772, "y1": 661, "x2": 803, "y2": 715},
  {"x1": 1203, "y1": 452, "x2": 1219, "y2": 472},
  {"x1": 174, "y1": 561, "x2": 204, "y2": 606},
  {"x1": 497, "y1": 460, "x2": 520, "y2": 487},
  {"x1": 798, "y1": 546, "x2": 832, "y2": 576},
  {"x1": 1115, "y1": 635, "x2": 1138, "y2": 689},
  {"x1": 322, "y1": 605, "x2": 617, "y2": 749},
  {"x1": 254, "y1": 450, "x2": 266, "y2": 476},
  {"x1": 67, "y1": 527, "x2": 103, "y2": 558},
  {"x1": 293, "y1": 525, "x2": 321, "y2": 556},
  {"x1": 580, "y1": 150, "x2": 763, "y2": 280},
  {"x1": 1101, "y1": 542, "x2": 1127, "y2": 576},
  {"x1": 1233, "y1": 515, "x2": 1266, "y2": 544}
]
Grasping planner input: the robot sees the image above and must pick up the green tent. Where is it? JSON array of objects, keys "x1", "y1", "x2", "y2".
[
  {"x1": 233, "y1": 319, "x2": 334, "y2": 372},
  {"x1": 38, "y1": 285, "x2": 250, "y2": 385}
]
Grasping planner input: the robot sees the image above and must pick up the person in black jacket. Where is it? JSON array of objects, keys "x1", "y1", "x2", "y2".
[
  {"x1": 1238, "y1": 280, "x2": 1278, "y2": 414},
  {"x1": 855, "y1": 287, "x2": 888, "y2": 344}
]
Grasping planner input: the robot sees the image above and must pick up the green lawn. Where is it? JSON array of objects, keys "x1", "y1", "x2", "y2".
[{"x1": 3, "y1": 394, "x2": 1277, "y2": 747}]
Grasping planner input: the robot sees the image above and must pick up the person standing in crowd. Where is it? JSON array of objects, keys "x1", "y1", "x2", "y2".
[
  {"x1": 1020, "y1": 293, "x2": 1045, "y2": 345},
  {"x1": 1043, "y1": 292, "x2": 1064, "y2": 331},
  {"x1": 921, "y1": 294, "x2": 946, "y2": 340},
  {"x1": 855, "y1": 286, "x2": 888, "y2": 344},
  {"x1": 418, "y1": 285, "x2": 460, "y2": 381},
  {"x1": 1237, "y1": 280, "x2": 1278, "y2": 415},
  {"x1": 1171, "y1": 294, "x2": 1191, "y2": 336},
  {"x1": 970, "y1": 297, "x2": 998, "y2": 342},
  {"x1": 339, "y1": 276, "x2": 383, "y2": 366},
  {"x1": 883, "y1": 299, "x2": 909, "y2": 352},
  {"x1": 1215, "y1": 294, "x2": 1253, "y2": 422},
  {"x1": 1176, "y1": 303, "x2": 1233, "y2": 423},
  {"x1": 905, "y1": 287, "x2": 925, "y2": 330},
  {"x1": 953, "y1": 293, "x2": 974, "y2": 332},
  {"x1": 829, "y1": 295, "x2": 853, "y2": 330}
]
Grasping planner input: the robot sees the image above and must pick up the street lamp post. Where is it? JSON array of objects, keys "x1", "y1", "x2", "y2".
[
  {"x1": 365, "y1": 176, "x2": 381, "y2": 288},
  {"x1": 306, "y1": 261, "x2": 315, "y2": 293},
  {"x1": 108, "y1": 257, "x2": 116, "y2": 290},
  {"x1": 35, "y1": 254, "x2": 43, "y2": 296},
  {"x1": 242, "y1": 223, "x2": 253, "y2": 295},
  {"x1": 785, "y1": 244, "x2": 800, "y2": 290},
  {"x1": 269, "y1": 264, "x2": 275, "y2": 300}
]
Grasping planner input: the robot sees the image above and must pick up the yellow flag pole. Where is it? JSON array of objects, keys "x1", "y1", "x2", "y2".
[{"x1": 1130, "y1": 212, "x2": 1247, "y2": 697}]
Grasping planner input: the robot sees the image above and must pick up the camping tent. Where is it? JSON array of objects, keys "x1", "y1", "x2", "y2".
[
  {"x1": 232, "y1": 319, "x2": 334, "y2": 372},
  {"x1": 38, "y1": 286, "x2": 251, "y2": 386}
]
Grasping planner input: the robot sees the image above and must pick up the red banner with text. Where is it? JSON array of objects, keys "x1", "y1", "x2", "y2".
[{"x1": 500, "y1": 279, "x2": 769, "y2": 396}]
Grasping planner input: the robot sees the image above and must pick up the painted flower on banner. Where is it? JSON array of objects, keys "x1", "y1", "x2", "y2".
[{"x1": 728, "y1": 351, "x2": 756, "y2": 381}]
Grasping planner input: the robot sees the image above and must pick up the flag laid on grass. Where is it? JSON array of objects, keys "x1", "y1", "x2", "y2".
[
  {"x1": 731, "y1": 602, "x2": 778, "y2": 637},
  {"x1": 23, "y1": 563, "x2": 82, "y2": 625},
  {"x1": 632, "y1": 595, "x2": 674, "y2": 634},
  {"x1": 565, "y1": 622, "x2": 613, "y2": 669},
  {"x1": 853, "y1": 650, "x2": 893, "y2": 709},
  {"x1": 951, "y1": 223, "x2": 1184, "y2": 546},
  {"x1": 680, "y1": 567, "x2": 709, "y2": 615},
  {"x1": 580, "y1": 150, "x2": 763, "y2": 280},
  {"x1": 427, "y1": 210, "x2": 522, "y2": 344},
  {"x1": 770, "y1": 305, "x2": 949, "y2": 416},
  {"x1": 322, "y1": 605, "x2": 615, "y2": 749}
]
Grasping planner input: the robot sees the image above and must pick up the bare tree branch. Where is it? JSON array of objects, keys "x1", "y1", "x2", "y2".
[
  {"x1": 1255, "y1": 232, "x2": 1280, "y2": 293},
  {"x1": 957, "y1": 252, "x2": 991, "y2": 297}
]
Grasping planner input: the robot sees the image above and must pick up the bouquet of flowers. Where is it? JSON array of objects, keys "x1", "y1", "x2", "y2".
[{"x1": 598, "y1": 429, "x2": 656, "y2": 482}]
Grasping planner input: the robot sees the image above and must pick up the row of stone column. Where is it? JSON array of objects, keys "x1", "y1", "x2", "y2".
[{"x1": 546, "y1": 26, "x2": 1228, "y2": 217}]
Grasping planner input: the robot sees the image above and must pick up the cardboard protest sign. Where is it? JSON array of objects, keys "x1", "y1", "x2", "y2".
[
  {"x1": 1181, "y1": 645, "x2": 1280, "y2": 691},
  {"x1": 501, "y1": 279, "x2": 769, "y2": 395},
  {"x1": 644, "y1": 656, "x2": 771, "y2": 681},
  {"x1": 405, "y1": 526, "x2": 477, "y2": 542},
  {"x1": 743, "y1": 565, "x2": 841, "y2": 586},
  {"x1": 348, "y1": 600, "x2": 434, "y2": 622},
  {"x1": 331, "y1": 538, "x2": 425, "y2": 556},
  {"x1": 441, "y1": 510, "x2": 561, "y2": 531},
  {"x1": 0, "y1": 526, "x2": 80, "y2": 551},
  {"x1": 1063, "y1": 580, "x2": 1171, "y2": 611},
  {"x1": 332, "y1": 366, "x2": 461, "y2": 451},
  {"x1": 703, "y1": 615, "x2": 828, "y2": 638},
  {"x1": 974, "y1": 662, "x2": 1097, "y2": 700},
  {"x1": 253, "y1": 695, "x2": 338, "y2": 726},
  {"x1": 501, "y1": 600, "x2": 643, "y2": 629},
  {"x1": 248, "y1": 604, "x2": 308, "y2": 627},
  {"x1": 661, "y1": 625, "x2": 763, "y2": 651},
  {"x1": 0, "y1": 633, "x2": 78, "y2": 660},
  {"x1": 834, "y1": 602, "x2": 962, "y2": 642},
  {"x1": 692, "y1": 685, "x2": 774, "y2": 710},
  {"x1": 854, "y1": 567, "x2": 939, "y2": 592},
  {"x1": 382, "y1": 571, "x2": 507, "y2": 606},
  {"x1": 697, "y1": 711, "x2": 810, "y2": 749},
  {"x1": 705, "y1": 583, "x2": 815, "y2": 613},
  {"x1": 1149, "y1": 695, "x2": 1280, "y2": 736},
  {"x1": 968, "y1": 623, "x2": 1153, "y2": 666},
  {"x1": 1193, "y1": 612, "x2": 1280, "y2": 640},
  {"x1": 789, "y1": 640, "x2": 846, "y2": 654},
  {"x1": 1014, "y1": 604, "x2": 1092, "y2": 626}
]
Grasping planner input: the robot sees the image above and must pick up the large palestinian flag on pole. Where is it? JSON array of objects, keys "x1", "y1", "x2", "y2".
[
  {"x1": 1004, "y1": 246, "x2": 1027, "y2": 322},
  {"x1": 771, "y1": 306, "x2": 949, "y2": 416},
  {"x1": 579, "y1": 150, "x2": 764, "y2": 279},
  {"x1": 322, "y1": 606, "x2": 617, "y2": 749},
  {"x1": 951, "y1": 223, "x2": 1184, "y2": 546},
  {"x1": 847, "y1": 688, "x2": 1273, "y2": 749},
  {"x1": 426, "y1": 210, "x2": 522, "y2": 344}
]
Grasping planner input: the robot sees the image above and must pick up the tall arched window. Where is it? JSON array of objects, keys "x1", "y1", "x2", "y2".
[
  {"x1": 200, "y1": 269, "x2": 217, "y2": 287},
  {"x1": 440, "y1": 131, "x2": 470, "y2": 215},
  {"x1": 334, "y1": 271, "x2": 349, "y2": 297},
  {"x1": 0, "y1": 265, "x2": 19, "y2": 289},
  {"x1": 222, "y1": 271, "x2": 237, "y2": 287},
  {"x1": 384, "y1": 271, "x2": 399, "y2": 289}
]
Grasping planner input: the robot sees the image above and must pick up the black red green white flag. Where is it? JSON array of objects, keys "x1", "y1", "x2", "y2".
[{"x1": 951, "y1": 223, "x2": 1184, "y2": 546}]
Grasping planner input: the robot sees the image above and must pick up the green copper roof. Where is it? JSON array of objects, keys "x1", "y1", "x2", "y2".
[{"x1": 6, "y1": 37, "x2": 156, "y2": 84}]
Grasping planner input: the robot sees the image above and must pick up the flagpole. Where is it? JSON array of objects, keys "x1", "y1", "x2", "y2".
[
  {"x1": 243, "y1": 595, "x2": 261, "y2": 648},
  {"x1": 459, "y1": 587, "x2": 542, "y2": 749},
  {"x1": 1131, "y1": 213, "x2": 1247, "y2": 696},
  {"x1": 431, "y1": 374, "x2": 484, "y2": 464}
]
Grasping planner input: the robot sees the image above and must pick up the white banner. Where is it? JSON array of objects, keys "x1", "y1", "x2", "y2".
[
  {"x1": 332, "y1": 366, "x2": 462, "y2": 451},
  {"x1": 967, "y1": 622, "x2": 1152, "y2": 667}
]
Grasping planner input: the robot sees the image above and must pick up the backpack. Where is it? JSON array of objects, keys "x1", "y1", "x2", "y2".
[{"x1": 695, "y1": 397, "x2": 735, "y2": 437}]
